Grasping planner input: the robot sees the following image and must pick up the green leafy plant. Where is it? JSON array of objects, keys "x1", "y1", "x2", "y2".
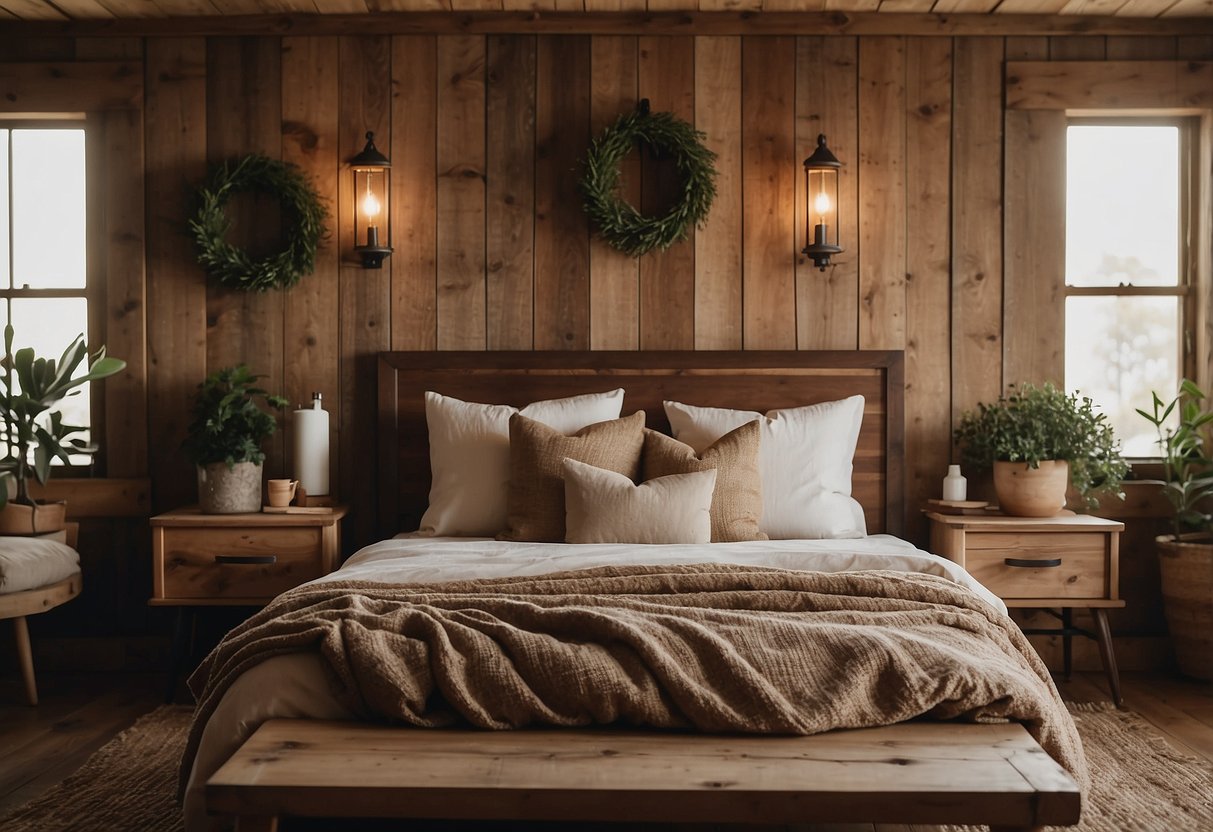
[
  {"x1": 1138, "y1": 379, "x2": 1213, "y2": 538},
  {"x1": 183, "y1": 365, "x2": 287, "y2": 468},
  {"x1": 955, "y1": 381, "x2": 1128, "y2": 508},
  {"x1": 0, "y1": 325, "x2": 126, "y2": 509}
]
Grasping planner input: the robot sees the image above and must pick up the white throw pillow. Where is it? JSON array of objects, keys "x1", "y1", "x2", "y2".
[
  {"x1": 663, "y1": 396, "x2": 866, "y2": 539},
  {"x1": 562, "y1": 458, "x2": 716, "y2": 545},
  {"x1": 420, "y1": 389, "x2": 624, "y2": 536}
]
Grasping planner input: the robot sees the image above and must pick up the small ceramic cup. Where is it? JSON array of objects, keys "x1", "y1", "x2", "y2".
[{"x1": 267, "y1": 478, "x2": 299, "y2": 508}]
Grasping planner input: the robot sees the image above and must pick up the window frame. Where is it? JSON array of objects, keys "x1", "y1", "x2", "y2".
[
  {"x1": 1005, "y1": 60, "x2": 1213, "y2": 473},
  {"x1": 0, "y1": 116, "x2": 107, "y2": 475},
  {"x1": 1062, "y1": 115, "x2": 1202, "y2": 462}
]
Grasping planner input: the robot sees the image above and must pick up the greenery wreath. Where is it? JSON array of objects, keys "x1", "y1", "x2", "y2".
[
  {"x1": 580, "y1": 105, "x2": 717, "y2": 257},
  {"x1": 189, "y1": 154, "x2": 329, "y2": 293}
]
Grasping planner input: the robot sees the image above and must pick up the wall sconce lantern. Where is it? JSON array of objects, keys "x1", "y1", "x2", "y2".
[
  {"x1": 352, "y1": 131, "x2": 392, "y2": 269},
  {"x1": 802, "y1": 134, "x2": 843, "y2": 271}
]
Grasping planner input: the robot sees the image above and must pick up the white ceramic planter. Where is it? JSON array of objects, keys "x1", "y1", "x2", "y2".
[{"x1": 198, "y1": 461, "x2": 262, "y2": 514}]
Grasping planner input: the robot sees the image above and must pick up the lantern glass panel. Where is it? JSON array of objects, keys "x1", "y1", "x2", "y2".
[
  {"x1": 805, "y1": 167, "x2": 839, "y2": 249},
  {"x1": 354, "y1": 167, "x2": 390, "y2": 250}
]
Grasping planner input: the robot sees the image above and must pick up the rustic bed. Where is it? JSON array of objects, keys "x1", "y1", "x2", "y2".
[{"x1": 202, "y1": 350, "x2": 1081, "y2": 832}]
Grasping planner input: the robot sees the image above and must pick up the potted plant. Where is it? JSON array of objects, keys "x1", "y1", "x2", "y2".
[
  {"x1": 1138, "y1": 379, "x2": 1212, "y2": 680},
  {"x1": 184, "y1": 365, "x2": 286, "y2": 514},
  {"x1": 955, "y1": 381, "x2": 1128, "y2": 517},
  {"x1": 0, "y1": 325, "x2": 126, "y2": 535}
]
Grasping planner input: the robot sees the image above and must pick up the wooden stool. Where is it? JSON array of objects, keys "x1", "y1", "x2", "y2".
[
  {"x1": 1, "y1": 573, "x2": 82, "y2": 705},
  {"x1": 1, "y1": 523, "x2": 82, "y2": 705}
]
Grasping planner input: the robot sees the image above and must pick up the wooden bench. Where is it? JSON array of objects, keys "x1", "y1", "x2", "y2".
[{"x1": 207, "y1": 719, "x2": 1081, "y2": 831}]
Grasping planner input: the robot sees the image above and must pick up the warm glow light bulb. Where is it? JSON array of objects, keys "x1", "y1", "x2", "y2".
[
  {"x1": 814, "y1": 190, "x2": 831, "y2": 217},
  {"x1": 361, "y1": 188, "x2": 381, "y2": 220}
]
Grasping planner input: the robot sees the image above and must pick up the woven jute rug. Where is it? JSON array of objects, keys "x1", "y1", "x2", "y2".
[
  {"x1": 1, "y1": 702, "x2": 1210, "y2": 831},
  {"x1": 0, "y1": 704, "x2": 193, "y2": 832}
]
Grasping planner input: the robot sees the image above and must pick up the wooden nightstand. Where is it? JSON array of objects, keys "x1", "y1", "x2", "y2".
[
  {"x1": 151, "y1": 506, "x2": 348, "y2": 700},
  {"x1": 927, "y1": 511, "x2": 1125, "y2": 705}
]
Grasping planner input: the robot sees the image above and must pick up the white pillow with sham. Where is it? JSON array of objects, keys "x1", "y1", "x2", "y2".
[
  {"x1": 420, "y1": 389, "x2": 625, "y2": 536},
  {"x1": 663, "y1": 396, "x2": 866, "y2": 539},
  {"x1": 562, "y1": 458, "x2": 716, "y2": 545}
]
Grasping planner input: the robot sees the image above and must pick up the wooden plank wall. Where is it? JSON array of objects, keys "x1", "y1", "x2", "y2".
[{"x1": 4, "y1": 33, "x2": 1210, "y2": 551}]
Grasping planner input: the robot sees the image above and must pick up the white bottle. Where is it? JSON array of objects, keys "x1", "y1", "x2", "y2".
[
  {"x1": 942, "y1": 464, "x2": 967, "y2": 502},
  {"x1": 293, "y1": 392, "x2": 330, "y2": 497}
]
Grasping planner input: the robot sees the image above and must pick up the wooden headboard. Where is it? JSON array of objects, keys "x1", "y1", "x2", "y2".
[{"x1": 377, "y1": 351, "x2": 905, "y2": 540}]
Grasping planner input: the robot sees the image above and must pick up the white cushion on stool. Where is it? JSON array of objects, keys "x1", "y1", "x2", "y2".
[{"x1": 0, "y1": 537, "x2": 80, "y2": 594}]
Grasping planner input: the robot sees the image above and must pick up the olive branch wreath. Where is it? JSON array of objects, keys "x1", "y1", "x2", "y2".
[
  {"x1": 189, "y1": 154, "x2": 329, "y2": 293},
  {"x1": 580, "y1": 105, "x2": 717, "y2": 258}
]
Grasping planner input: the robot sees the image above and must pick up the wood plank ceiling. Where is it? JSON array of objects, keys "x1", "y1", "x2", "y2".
[{"x1": 3, "y1": 0, "x2": 1213, "y2": 20}]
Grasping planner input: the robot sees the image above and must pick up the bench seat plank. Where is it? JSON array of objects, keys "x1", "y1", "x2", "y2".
[{"x1": 207, "y1": 719, "x2": 1080, "y2": 828}]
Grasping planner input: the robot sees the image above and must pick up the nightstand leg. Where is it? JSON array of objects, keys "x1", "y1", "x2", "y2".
[
  {"x1": 1091, "y1": 608, "x2": 1123, "y2": 708},
  {"x1": 165, "y1": 607, "x2": 193, "y2": 704},
  {"x1": 1062, "y1": 608, "x2": 1073, "y2": 681}
]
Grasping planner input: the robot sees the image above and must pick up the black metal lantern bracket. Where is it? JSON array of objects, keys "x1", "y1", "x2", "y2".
[
  {"x1": 352, "y1": 131, "x2": 393, "y2": 269},
  {"x1": 801, "y1": 133, "x2": 844, "y2": 272}
]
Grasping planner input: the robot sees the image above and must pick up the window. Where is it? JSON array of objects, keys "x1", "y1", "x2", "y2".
[
  {"x1": 1064, "y1": 120, "x2": 1193, "y2": 458},
  {"x1": 1, "y1": 123, "x2": 97, "y2": 463}
]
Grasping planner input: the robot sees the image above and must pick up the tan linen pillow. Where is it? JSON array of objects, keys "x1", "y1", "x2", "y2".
[
  {"x1": 563, "y1": 458, "x2": 716, "y2": 545},
  {"x1": 642, "y1": 421, "x2": 767, "y2": 543},
  {"x1": 498, "y1": 411, "x2": 647, "y2": 543}
]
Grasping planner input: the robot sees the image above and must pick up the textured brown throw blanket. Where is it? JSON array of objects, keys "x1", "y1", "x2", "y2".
[{"x1": 183, "y1": 563, "x2": 1086, "y2": 795}]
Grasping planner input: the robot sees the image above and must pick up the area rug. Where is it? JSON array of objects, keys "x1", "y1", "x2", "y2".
[
  {"x1": 1, "y1": 702, "x2": 1210, "y2": 831},
  {"x1": 0, "y1": 704, "x2": 192, "y2": 832}
]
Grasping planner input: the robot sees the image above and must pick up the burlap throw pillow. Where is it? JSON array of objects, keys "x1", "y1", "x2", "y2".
[
  {"x1": 563, "y1": 458, "x2": 716, "y2": 545},
  {"x1": 641, "y1": 420, "x2": 767, "y2": 542},
  {"x1": 498, "y1": 411, "x2": 646, "y2": 542}
]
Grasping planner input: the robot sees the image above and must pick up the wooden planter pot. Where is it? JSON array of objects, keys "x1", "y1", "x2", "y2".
[
  {"x1": 1156, "y1": 533, "x2": 1213, "y2": 681},
  {"x1": 0, "y1": 500, "x2": 67, "y2": 536},
  {"x1": 993, "y1": 460, "x2": 1069, "y2": 517}
]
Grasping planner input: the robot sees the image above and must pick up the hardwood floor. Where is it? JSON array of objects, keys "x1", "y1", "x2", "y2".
[
  {"x1": 0, "y1": 670, "x2": 160, "y2": 814},
  {"x1": 0, "y1": 668, "x2": 1209, "y2": 828}
]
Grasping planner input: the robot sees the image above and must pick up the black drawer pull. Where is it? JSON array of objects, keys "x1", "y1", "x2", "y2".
[
  {"x1": 215, "y1": 554, "x2": 278, "y2": 565},
  {"x1": 1004, "y1": 557, "x2": 1061, "y2": 568}
]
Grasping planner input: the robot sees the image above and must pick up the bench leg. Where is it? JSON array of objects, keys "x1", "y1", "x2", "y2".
[
  {"x1": 13, "y1": 616, "x2": 37, "y2": 706},
  {"x1": 235, "y1": 815, "x2": 278, "y2": 832}
]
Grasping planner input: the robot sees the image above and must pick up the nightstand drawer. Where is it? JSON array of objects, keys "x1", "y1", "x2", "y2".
[
  {"x1": 964, "y1": 532, "x2": 1108, "y2": 599},
  {"x1": 159, "y1": 526, "x2": 325, "y2": 600}
]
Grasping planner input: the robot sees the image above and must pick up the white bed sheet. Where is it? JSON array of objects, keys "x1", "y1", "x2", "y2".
[
  {"x1": 184, "y1": 535, "x2": 1003, "y2": 831},
  {"x1": 318, "y1": 533, "x2": 1005, "y2": 613}
]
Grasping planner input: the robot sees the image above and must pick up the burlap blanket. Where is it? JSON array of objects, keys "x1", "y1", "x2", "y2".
[{"x1": 183, "y1": 563, "x2": 1086, "y2": 795}]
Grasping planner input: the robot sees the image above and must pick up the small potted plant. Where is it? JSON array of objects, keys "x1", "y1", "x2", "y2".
[
  {"x1": 183, "y1": 365, "x2": 286, "y2": 514},
  {"x1": 1138, "y1": 379, "x2": 1212, "y2": 680},
  {"x1": 955, "y1": 381, "x2": 1127, "y2": 517},
  {"x1": 0, "y1": 325, "x2": 126, "y2": 535}
]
